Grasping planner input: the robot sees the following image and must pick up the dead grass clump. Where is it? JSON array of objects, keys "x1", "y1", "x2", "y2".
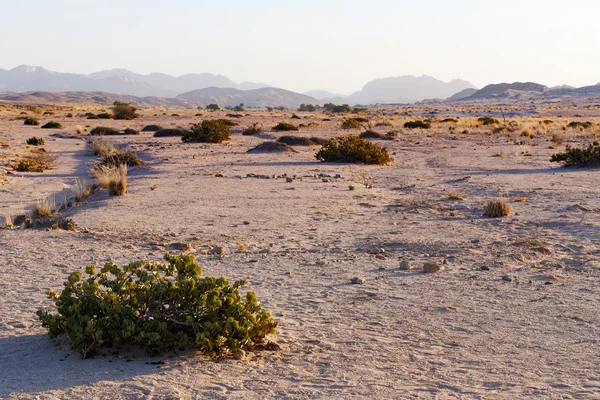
[
  {"x1": 448, "y1": 193, "x2": 465, "y2": 200},
  {"x1": 340, "y1": 118, "x2": 361, "y2": 130},
  {"x1": 75, "y1": 125, "x2": 84, "y2": 134},
  {"x1": 551, "y1": 133, "x2": 565, "y2": 145},
  {"x1": 483, "y1": 198, "x2": 511, "y2": 218},
  {"x1": 272, "y1": 122, "x2": 299, "y2": 131},
  {"x1": 242, "y1": 123, "x2": 263, "y2": 135},
  {"x1": 87, "y1": 138, "x2": 117, "y2": 157},
  {"x1": 72, "y1": 179, "x2": 95, "y2": 202},
  {"x1": 31, "y1": 197, "x2": 56, "y2": 220},
  {"x1": 94, "y1": 164, "x2": 128, "y2": 196}
]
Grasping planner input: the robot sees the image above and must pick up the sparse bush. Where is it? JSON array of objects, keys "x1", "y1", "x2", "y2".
[
  {"x1": 550, "y1": 144, "x2": 600, "y2": 167},
  {"x1": 272, "y1": 122, "x2": 298, "y2": 131},
  {"x1": 206, "y1": 104, "x2": 220, "y2": 111},
  {"x1": 226, "y1": 113, "x2": 243, "y2": 118},
  {"x1": 403, "y1": 120, "x2": 431, "y2": 129},
  {"x1": 551, "y1": 133, "x2": 564, "y2": 145},
  {"x1": 567, "y1": 121, "x2": 593, "y2": 130},
  {"x1": 93, "y1": 164, "x2": 128, "y2": 196},
  {"x1": 340, "y1": 118, "x2": 361, "y2": 130},
  {"x1": 66, "y1": 113, "x2": 74, "y2": 118},
  {"x1": 37, "y1": 254, "x2": 278, "y2": 358},
  {"x1": 242, "y1": 123, "x2": 263, "y2": 135},
  {"x1": 214, "y1": 118, "x2": 238, "y2": 127},
  {"x1": 15, "y1": 152, "x2": 57, "y2": 172},
  {"x1": 96, "y1": 112, "x2": 113, "y2": 119},
  {"x1": 182, "y1": 120, "x2": 231, "y2": 143},
  {"x1": 41, "y1": 121, "x2": 63, "y2": 129},
  {"x1": 87, "y1": 138, "x2": 116, "y2": 157},
  {"x1": 142, "y1": 124, "x2": 163, "y2": 132},
  {"x1": 483, "y1": 199, "x2": 511, "y2": 218},
  {"x1": 478, "y1": 117, "x2": 500, "y2": 126},
  {"x1": 98, "y1": 152, "x2": 144, "y2": 168},
  {"x1": 75, "y1": 125, "x2": 84, "y2": 134},
  {"x1": 375, "y1": 121, "x2": 392, "y2": 127},
  {"x1": 111, "y1": 102, "x2": 139, "y2": 120},
  {"x1": 16, "y1": 160, "x2": 44, "y2": 172},
  {"x1": 154, "y1": 129, "x2": 184, "y2": 137},
  {"x1": 315, "y1": 135, "x2": 392, "y2": 165},
  {"x1": 24, "y1": 117, "x2": 40, "y2": 126},
  {"x1": 90, "y1": 126, "x2": 120, "y2": 136},
  {"x1": 26, "y1": 137, "x2": 45, "y2": 146}
]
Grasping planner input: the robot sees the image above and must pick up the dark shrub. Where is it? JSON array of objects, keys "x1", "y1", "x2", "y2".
[
  {"x1": 85, "y1": 113, "x2": 99, "y2": 119},
  {"x1": 123, "y1": 128, "x2": 139, "y2": 135},
  {"x1": 98, "y1": 152, "x2": 144, "y2": 167},
  {"x1": 214, "y1": 118, "x2": 238, "y2": 127},
  {"x1": 242, "y1": 123, "x2": 263, "y2": 135},
  {"x1": 142, "y1": 124, "x2": 163, "y2": 132},
  {"x1": 404, "y1": 120, "x2": 431, "y2": 129},
  {"x1": 90, "y1": 126, "x2": 120, "y2": 136},
  {"x1": 66, "y1": 113, "x2": 73, "y2": 118},
  {"x1": 226, "y1": 113, "x2": 243, "y2": 118},
  {"x1": 26, "y1": 137, "x2": 45, "y2": 146},
  {"x1": 441, "y1": 118, "x2": 458, "y2": 123},
  {"x1": 206, "y1": 104, "x2": 220, "y2": 111},
  {"x1": 323, "y1": 103, "x2": 351, "y2": 113},
  {"x1": 154, "y1": 129, "x2": 184, "y2": 137},
  {"x1": 550, "y1": 144, "x2": 600, "y2": 167},
  {"x1": 315, "y1": 136, "x2": 392, "y2": 165},
  {"x1": 96, "y1": 112, "x2": 113, "y2": 119},
  {"x1": 182, "y1": 120, "x2": 231, "y2": 143},
  {"x1": 567, "y1": 121, "x2": 593, "y2": 129},
  {"x1": 478, "y1": 117, "x2": 499, "y2": 125},
  {"x1": 24, "y1": 117, "x2": 40, "y2": 126},
  {"x1": 359, "y1": 130, "x2": 384, "y2": 139},
  {"x1": 272, "y1": 122, "x2": 298, "y2": 131},
  {"x1": 291, "y1": 114, "x2": 301, "y2": 119},
  {"x1": 233, "y1": 103, "x2": 245, "y2": 112},
  {"x1": 111, "y1": 102, "x2": 139, "y2": 120},
  {"x1": 37, "y1": 254, "x2": 277, "y2": 358},
  {"x1": 277, "y1": 136, "x2": 319, "y2": 146},
  {"x1": 41, "y1": 121, "x2": 63, "y2": 129}
]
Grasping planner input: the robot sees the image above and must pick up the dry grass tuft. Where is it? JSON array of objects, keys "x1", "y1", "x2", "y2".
[
  {"x1": 483, "y1": 198, "x2": 511, "y2": 218},
  {"x1": 87, "y1": 138, "x2": 117, "y2": 157},
  {"x1": 2, "y1": 215, "x2": 13, "y2": 227},
  {"x1": 75, "y1": 125, "x2": 84, "y2": 134},
  {"x1": 448, "y1": 192, "x2": 466, "y2": 200},
  {"x1": 94, "y1": 164, "x2": 128, "y2": 196},
  {"x1": 31, "y1": 197, "x2": 56, "y2": 219},
  {"x1": 72, "y1": 179, "x2": 95, "y2": 202}
]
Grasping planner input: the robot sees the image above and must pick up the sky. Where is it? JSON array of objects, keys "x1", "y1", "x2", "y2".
[{"x1": 1, "y1": 0, "x2": 598, "y2": 94}]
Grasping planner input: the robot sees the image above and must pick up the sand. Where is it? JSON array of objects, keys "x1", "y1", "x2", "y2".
[{"x1": 0, "y1": 105, "x2": 599, "y2": 399}]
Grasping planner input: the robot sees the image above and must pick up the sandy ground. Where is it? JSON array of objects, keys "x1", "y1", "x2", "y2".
[{"x1": 1, "y1": 106, "x2": 600, "y2": 399}]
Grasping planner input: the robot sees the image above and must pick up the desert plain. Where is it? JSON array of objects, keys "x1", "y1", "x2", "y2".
[{"x1": 0, "y1": 101, "x2": 599, "y2": 399}]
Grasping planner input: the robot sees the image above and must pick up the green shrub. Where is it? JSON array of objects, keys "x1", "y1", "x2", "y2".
[
  {"x1": 567, "y1": 121, "x2": 593, "y2": 129},
  {"x1": 24, "y1": 117, "x2": 40, "y2": 126},
  {"x1": 90, "y1": 126, "x2": 120, "y2": 136},
  {"x1": 206, "y1": 104, "x2": 220, "y2": 111},
  {"x1": 182, "y1": 120, "x2": 231, "y2": 143},
  {"x1": 98, "y1": 152, "x2": 144, "y2": 168},
  {"x1": 341, "y1": 118, "x2": 361, "y2": 130},
  {"x1": 142, "y1": 124, "x2": 163, "y2": 132},
  {"x1": 403, "y1": 120, "x2": 431, "y2": 129},
  {"x1": 478, "y1": 117, "x2": 499, "y2": 125},
  {"x1": 16, "y1": 160, "x2": 44, "y2": 172},
  {"x1": 26, "y1": 137, "x2": 45, "y2": 146},
  {"x1": 242, "y1": 123, "x2": 263, "y2": 135},
  {"x1": 37, "y1": 254, "x2": 278, "y2": 358},
  {"x1": 41, "y1": 121, "x2": 63, "y2": 129},
  {"x1": 315, "y1": 135, "x2": 392, "y2": 165},
  {"x1": 272, "y1": 122, "x2": 298, "y2": 131},
  {"x1": 111, "y1": 102, "x2": 139, "y2": 120},
  {"x1": 96, "y1": 112, "x2": 113, "y2": 119},
  {"x1": 550, "y1": 144, "x2": 600, "y2": 167},
  {"x1": 154, "y1": 129, "x2": 184, "y2": 137}
]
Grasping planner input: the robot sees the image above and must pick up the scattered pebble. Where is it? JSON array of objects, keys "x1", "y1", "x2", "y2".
[
  {"x1": 423, "y1": 262, "x2": 442, "y2": 274},
  {"x1": 351, "y1": 277, "x2": 365, "y2": 285}
]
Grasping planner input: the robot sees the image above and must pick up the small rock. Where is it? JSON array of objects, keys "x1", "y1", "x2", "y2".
[
  {"x1": 243, "y1": 221, "x2": 250, "y2": 225},
  {"x1": 502, "y1": 275, "x2": 513, "y2": 282},
  {"x1": 286, "y1": 177, "x2": 293, "y2": 183},
  {"x1": 169, "y1": 242, "x2": 192, "y2": 251},
  {"x1": 375, "y1": 254, "x2": 385, "y2": 260},
  {"x1": 400, "y1": 260, "x2": 413, "y2": 270},
  {"x1": 208, "y1": 246, "x2": 225, "y2": 256},
  {"x1": 423, "y1": 262, "x2": 442, "y2": 274},
  {"x1": 480, "y1": 265, "x2": 490, "y2": 271},
  {"x1": 232, "y1": 350, "x2": 246, "y2": 360},
  {"x1": 351, "y1": 277, "x2": 365, "y2": 285}
]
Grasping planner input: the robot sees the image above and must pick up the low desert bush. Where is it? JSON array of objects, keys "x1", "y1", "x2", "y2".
[
  {"x1": 441, "y1": 118, "x2": 458, "y2": 123},
  {"x1": 226, "y1": 113, "x2": 243, "y2": 118},
  {"x1": 359, "y1": 130, "x2": 384, "y2": 139},
  {"x1": 182, "y1": 120, "x2": 231, "y2": 143},
  {"x1": 206, "y1": 104, "x2": 220, "y2": 111},
  {"x1": 90, "y1": 126, "x2": 120, "y2": 136},
  {"x1": 26, "y1": 137, "x2": 45, "y2": 146},
  {"x1": 277, "y1": 136, "x2": 322, "y2": 146},
  {"x1": 272, "y1": 122, "x2": 298, "y2": 131},
  {"x1": 123, "y1": 128, "x2": 139, "y2": 135},
  {"x1": 242, "y1": 123, "x2": 263, "y2": 135},
  {"x1": 142, "y1": 124, "x2": 163, "y2": 132},
  {"x1": 154, "y1": 129, "x2": 184, "y2": 137},
  {"x1": 24, "y1": 117, "x2": 40, "y2": 126},
  {"x1": 37, "y1": 254, "x2": 278, "y2": 358},
  {"x1": 483, "y1": 199, "x2": 511, "y2": 218},
  {"x1": 111, "y1": 102, "x2": 139, "y2": 120},
  {"x1": 31, "y1": 197, "x2": 56, "y2": 220},
  {"x1": 85, "y1": 112, "x2": 99, "y2": 120},
  {"x1": 291, "y1": 114, "x2": 301, "y2": 119},
  {"x1": 96, "y1": 112, "x2": 113, "y2": 119},
  {"x1": 16, "y1": 152, "x2": 57, "y2": 172},
  {"x1": 16, "y1": 160, "x2": 43, "y2": 172},
  {"x1": 93, "y1": 164, "x2": 128, "y2": 195},
  {"x1": 315, "y1": 135, "x2": 392, "y2": 165},
  {"x1": 550, "y1": 144, "x2": 600, "y2": 167},
  {"x1": 214, "y1": 118, "x2": 238, "y2": 127},
  {"x1": 87, "y1": 138, "x2": 116, "y2": 157},
  {"x1": 98, "y1": 152, "x2": 144, "y2": 168},
  {"x1": 72, "y1": 179, "x2": 95, "y2": 202},
  {"x1": 404, "y1": 120, "x2": 431, "y2": 129},
  {"x1": 567, "y1": 121, "x2": 593, "y2": 130},
  {"x1": 478, "y1": 117, "x2": 500, "y2": 126},
  {"x1": 375, "y1": 121, "x2": 392, "y2": 127},
  {"x1": 340, "y1": 118, "x2": 361, "y2": 130},
  {"x1": 551, "y1": 133, "x2": 564, "y2": 145},
  {"x1": 41, "y1": 121, "x2": 63, "y2": 129}
]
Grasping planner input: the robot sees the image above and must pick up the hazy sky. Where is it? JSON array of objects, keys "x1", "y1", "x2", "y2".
[{"x1": 1, "y1": 0, "x2": 598, "y2": 94}]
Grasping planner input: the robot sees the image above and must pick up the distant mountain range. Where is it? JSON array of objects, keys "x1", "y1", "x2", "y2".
[{"x1": 448, "y1": 82, "x2": 600, "y2": 102}]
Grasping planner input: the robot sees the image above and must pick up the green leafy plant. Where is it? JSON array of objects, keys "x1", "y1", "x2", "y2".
[
  {"x1": 315, "y1": 135, "x2": 392, "y2": 165},
  {"x1": 550, "y1": 144, "x2": 600, "y2": 167},
  {"x1": 37, "y1": 254, "x2": 278, "y2": 358},
  {"x1": 41, "y1": 121, "x2": 63, "y2": 129},
  {"x1": 85, "y1": 112, "x2": 99, "y2": 120},
  {"x1": 111, "y1": 102, "x2": 139, "y2": 120},
  {"x1": 182, "y1": 120, "x2": 231, "y2": 143},
  {"x1": 23, "y1": 117, "x2": 40, "y2": 126},
  {"x1": 403, "y1": 120, "x2": 431, "y2": 129},
  {"x1": 26, "y1": 136, "x2": 45, "y2": 146}
]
